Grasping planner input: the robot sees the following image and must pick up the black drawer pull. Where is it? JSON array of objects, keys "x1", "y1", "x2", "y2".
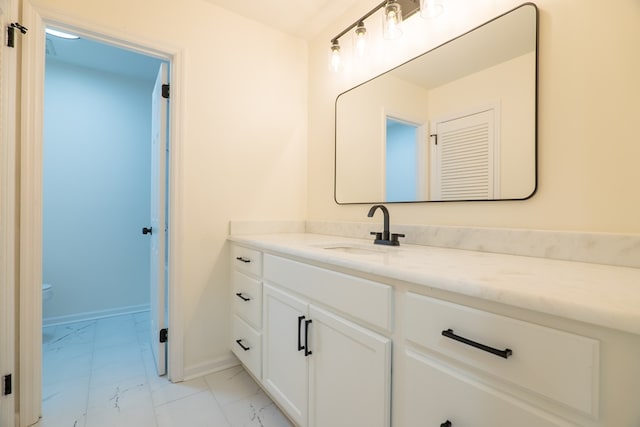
[
  {"x1": 297, "y1": 316, "x2": 306, "y2": 351},
  {"x1": 235, "y1": 339, "x2": 250, "y2": 351},
  {"x1": 442, "y1": 329, "x2": 512, "y2": 359},
  {"x1": 440, "y1": 421, "x2": 452, "y2": 427},
  {"x1": 235, "y1": 256, "x2": 251, "y2": 263},
  {"x1": 235, "y1": 292, "x2": 251, "y2": 302},
  {"x1": 304, "y1": 319, "x2": 313, "y2": 357}
]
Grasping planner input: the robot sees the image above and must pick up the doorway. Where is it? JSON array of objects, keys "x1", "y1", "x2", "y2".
[
  {"x1": 43, "y1": 30, "x2": 162, "y2": 327},
  {"x1": 384, "y1": 116, "x2": 427, "y2": 202},
  {"x1": 41, "y1": 28, "x2": 170, "y2": 419},
  {"x1": 18, "y1": 4, "x2": 184, "y2": 424},
  {"x1": 385, "y1": 117, "x2": 420, "y2": 202}
]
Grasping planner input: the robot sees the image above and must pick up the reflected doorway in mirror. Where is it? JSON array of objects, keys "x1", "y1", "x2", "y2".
[{"x1": 385, "y1": 117, "x2": 427, "y2": 202}]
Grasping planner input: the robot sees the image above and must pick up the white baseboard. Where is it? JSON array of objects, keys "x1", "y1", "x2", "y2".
[
  {"x1": 182, "y1": 352, "x2": 239, "y2": 382},
  {"x1": 42, "y1": 304, "x2": 150, "y2": 327}
]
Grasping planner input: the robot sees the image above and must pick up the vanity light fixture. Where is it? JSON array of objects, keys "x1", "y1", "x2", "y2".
[
  {"x1": 45, "y1": 28, "x2": 80, "y2": 39},
  {"x1": 329, "y1": 0, "x2": 443, "y2": 72}
]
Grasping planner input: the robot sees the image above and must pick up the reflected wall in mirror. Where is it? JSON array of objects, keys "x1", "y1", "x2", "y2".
[{"x1": 335, "y1": 3, "x2": 537, "y2": 203}]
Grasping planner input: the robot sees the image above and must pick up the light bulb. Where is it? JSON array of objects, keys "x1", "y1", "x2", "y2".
[
  {"x1": 354, "y1": 22, "x2": 367, "y2": 57},
  {"x1": 330, "y1": 40, "x2": 341, "y2": 72},
  {"x1": 420, "y1": 0, "x2": 444, "y2": 19},
  {"x1": 383, "y1": 1, "x2": 403, "y2": 40}
]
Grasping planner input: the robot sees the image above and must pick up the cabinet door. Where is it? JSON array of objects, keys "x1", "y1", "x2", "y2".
[
  {"x1": 403, "y1": 349, "x2": 577, "y2": 427},
  {"x1": 263, "y1": 284, "x2": 309, "y2": 427},
  {"x1": 308, "y1": 305, "x2": 391, "y2": 427}
]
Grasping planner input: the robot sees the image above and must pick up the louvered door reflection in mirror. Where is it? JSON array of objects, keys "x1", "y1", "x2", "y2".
[{"x1": 335, "y1": 3, "x2": 537, "y2": 203}]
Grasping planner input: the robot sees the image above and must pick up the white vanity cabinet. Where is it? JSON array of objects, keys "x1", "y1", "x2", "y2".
[
  {"x1": 230, "y1": 245, "x2": 263, "y2": 378},
  {"x1": 229, "y1": 237, "x2": 640, "y2": 427},
  {"x1": 262, "y1": 255, "x2": 392, "y2": 427}
]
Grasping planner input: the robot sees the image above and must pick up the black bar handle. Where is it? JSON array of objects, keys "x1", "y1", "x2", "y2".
[
  {"x1": 235, "y1": 292, "x2": 251, "y2": 302},
  {"x1": 442, "y1": 329, "x2": 512, "y2": 359},
  {"x1": 440, "y1": 421, "x2": 452, "y2": 427},
  {"x1": 304, "y1": 319, "x2": 313, "y2": 356},
  {"x1": 297, "y1": 316, "x2": 306, "y2": 351},
  {"x1": 142, "y1": 227, "x2": 153, "y2": 235},
  {"x1": 235, "y1": 256, "x2": 251, "y2": 263},
  {"x1": 235, "y1": 339, "x2": 250, "y2": 351}
]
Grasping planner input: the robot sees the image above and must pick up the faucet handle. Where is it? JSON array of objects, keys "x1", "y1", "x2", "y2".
[
  {"x1": 391, "y1": 233, "x2": 405, "y2": 244},
  {"x1": 370, "y1": 231, "x2": 382, "y2": 241}
]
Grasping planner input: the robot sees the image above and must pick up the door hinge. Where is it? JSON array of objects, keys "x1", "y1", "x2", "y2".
[
  {"x1": 430, "y1": 133, "x2": 438, "y2": 145},
  {"x1": 161, "y1": 84, "x2": 170, "y2": 99},
  {"x1": 2, "y1": 374, "x2": 12, "y2": 396},
  {"x1": 7, "y1": 23, "x2": 28, "y2": 48},
  {"x1": 159, "y1": 328, "x2": 168, "y2": 343}
]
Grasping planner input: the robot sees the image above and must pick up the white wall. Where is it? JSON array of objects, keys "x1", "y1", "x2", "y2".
[
  {"x1": 309, "y1": 0, "x2": 640, "y2": 233},
  {"x1": 30, "y1": 0, "x2": 308, "y2": 375},
  {"x1": 43, "y1": 59, "x2": 153, "y2": 321}
]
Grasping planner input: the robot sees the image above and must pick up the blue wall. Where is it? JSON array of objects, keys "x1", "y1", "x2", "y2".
[
  {"x1": 386, "y1": 119, "x2": 419, "y2": 202},
  {"x1": 43, "y1": 59, "x2": 155, "y2": 322}
]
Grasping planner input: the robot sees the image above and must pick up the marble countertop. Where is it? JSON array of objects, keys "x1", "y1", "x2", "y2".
[{"x1": 229, "y1": 233, "x2": 640, "y2": 337}]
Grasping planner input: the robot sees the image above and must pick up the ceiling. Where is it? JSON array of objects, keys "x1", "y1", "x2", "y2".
[
  {"x1": 201, "y1": 0, "x2": 362, "y2": 39},
  {"x1": 391, "y1": 3, "x2": 535, "y2": 90},
  {"x1": 46, "y1": 31, "x2": 164, "y2": 83}
]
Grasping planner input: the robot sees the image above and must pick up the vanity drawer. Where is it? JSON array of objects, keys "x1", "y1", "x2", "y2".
[
  {"x1": 403, "y1": 349, "x2": 577, "y2": 427},
  {"x1": 232, "y1": 315, "x2": 262, "y2": 379},
  {"x1": 232, "y1": 271, "x2": 262, "y2": 329},
  {"x1": 405, "y1": 292, "x2": 599, "y2": 416},
  {"x1": 264, "y1": 254, "x2": 392, "y2": 332},
  {"x1": 232, "y1": 245, "x2": 262, "y2": 277}
]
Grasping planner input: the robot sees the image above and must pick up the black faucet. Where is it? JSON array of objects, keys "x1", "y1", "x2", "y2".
[{"x1": 367, "y1": 204, "x2": 405, "y2": 246}]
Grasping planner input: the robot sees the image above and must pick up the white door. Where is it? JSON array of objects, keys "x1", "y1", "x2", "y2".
[
  {"x1": 149, "y1": 62, "x2": 168, "y2": 376},
  {"x1": 262, "y1": 284, "x2": 309, "y2": 426},
  {"x1": 430, "y1": 108, "x2": 497, "y2": 200},
  {"x1": 308, "y1": 305, "x2": 391, "y2": 427}
]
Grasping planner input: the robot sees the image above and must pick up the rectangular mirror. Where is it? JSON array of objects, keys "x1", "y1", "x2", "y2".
[{"x1": 335, "y1": 3, "x2": 538, "y2": 203}]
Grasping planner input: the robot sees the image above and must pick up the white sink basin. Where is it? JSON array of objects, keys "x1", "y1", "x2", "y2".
[{"x1": 316, "y1": 243, "x2": 394, "y2": 256}]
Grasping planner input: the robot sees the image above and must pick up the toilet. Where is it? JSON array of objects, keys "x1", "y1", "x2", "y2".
[{"x1": 42, "y1": 283, "x2": 53, "y2": 301}]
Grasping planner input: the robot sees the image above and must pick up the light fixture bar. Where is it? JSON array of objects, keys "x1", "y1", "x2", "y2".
[
  {"x1": 330, "y1": 0, "x2": 419, "y2": 43},
  {"x1": 331, "y1": 0, "x2": 385, "y2": 43}
]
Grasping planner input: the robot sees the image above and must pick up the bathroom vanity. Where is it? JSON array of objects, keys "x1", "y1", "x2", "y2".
[{"x1": 228, "y1": 233, "x2": 640, "y2": 427}]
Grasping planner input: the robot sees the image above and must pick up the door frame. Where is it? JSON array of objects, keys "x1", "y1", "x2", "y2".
[
  {"x1": 0, "y1": 0, "x2": 19, "y2": 425},
  {"x1": 383, "y1": 115, "x2": 427, "y2": 201},
  {"x1": 19, "y1": 2, "x2": 185, "y2": 425}
]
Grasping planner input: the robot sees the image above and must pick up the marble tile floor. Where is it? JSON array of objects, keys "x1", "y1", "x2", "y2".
[{"x1": 39, "y1": 312, "x2": 293, "y2": 427}]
